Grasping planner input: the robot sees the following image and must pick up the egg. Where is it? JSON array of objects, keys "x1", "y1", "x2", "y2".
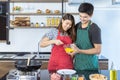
[{"x1": 65, "y1": 48, "x2": 74, "y2": 53}]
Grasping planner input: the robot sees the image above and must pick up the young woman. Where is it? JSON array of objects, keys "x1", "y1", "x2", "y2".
[{"x1": 40, "y1": 13, "x2": 76, "y2": 74}]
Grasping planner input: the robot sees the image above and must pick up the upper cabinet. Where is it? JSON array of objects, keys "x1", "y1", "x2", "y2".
[{"x1": 112, "y1": 0, "x2": 120, "y2": 4}]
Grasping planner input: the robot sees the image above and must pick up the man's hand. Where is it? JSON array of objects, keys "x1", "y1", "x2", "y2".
[{"x1": 70, "y1": 44, "x2": 80, "y2": 55}]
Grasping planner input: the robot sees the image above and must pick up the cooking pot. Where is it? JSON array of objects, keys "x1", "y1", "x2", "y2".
[{"x1": 15, "y1": 59, "x2": 42, "y2": 71}]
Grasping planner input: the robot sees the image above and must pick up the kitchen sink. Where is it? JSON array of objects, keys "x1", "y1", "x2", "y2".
[
  {"x1": 2, "y1": 54, "x2": 16, "y2": 59},
  {"x1": 0, "y1": 55, "x2": 4, "y2": 58},
  {"x1": 14, "y1": 53, "x2": 36, "y2": 59}
]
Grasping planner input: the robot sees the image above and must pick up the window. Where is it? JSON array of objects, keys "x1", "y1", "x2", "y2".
[{"x1": 112, "y1": 0, "x2": 120, "y2": 4}]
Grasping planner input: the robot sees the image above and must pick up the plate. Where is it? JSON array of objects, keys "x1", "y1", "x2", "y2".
[{"x1": 57, "y1": 69, "x2": 76, "y2": 75}]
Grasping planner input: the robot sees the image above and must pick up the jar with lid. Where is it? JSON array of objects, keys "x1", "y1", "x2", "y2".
[
  {"x1": 35, "y1": 22, "x2": 39, "y2": 27},
  {"x1": 47, "y1": 17, "x2": 51, "y2": 26},
  {"x1": 30, "y1": 22, "x2": 34, "y2": 27},
  {"x1": 51, "y1": 17, "x2": 55, "y2": 26},
  {"x1": 55, "y1": 17, "x2": 60, "y2": 27},
  {"x1": 40, "y1": 22, "x2": 45, "y2": 27}
]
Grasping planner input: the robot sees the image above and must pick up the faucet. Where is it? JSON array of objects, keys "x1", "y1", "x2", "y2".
[{"x1": 36, "y1": 41, "x2": 40, "y2": 58}]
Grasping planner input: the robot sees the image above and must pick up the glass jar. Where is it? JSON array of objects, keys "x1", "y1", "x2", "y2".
[
  {"x1": 47, "y1": 17, "x2": 51, "y2": 26},
  {"x1": 56, "y1": 17, "x2": 60, "y2": 26},
  {"x1": 35, "y1": 22, "x2": 39, "y2": 27},
  {"x1": 71, "y1": 74, "x2": 78, "y2": 80},
  {"x1": 51, "y1": 17, "x2": 55, "y2": 26},
  {"x1": 30, "y1": 22, "x2": 34, "y2": 27}
]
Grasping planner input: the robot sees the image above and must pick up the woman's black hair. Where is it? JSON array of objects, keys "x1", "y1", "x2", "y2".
[{"x1": 58, "y1": 13, "x2": 76, "y2": 42}]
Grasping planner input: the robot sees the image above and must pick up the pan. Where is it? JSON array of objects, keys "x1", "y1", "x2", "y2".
[{"x1": 15, "y1": 59, "x2": 42, "y2": 71}]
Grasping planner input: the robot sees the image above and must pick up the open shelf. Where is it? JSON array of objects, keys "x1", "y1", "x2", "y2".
[
  {"x1": 10, "y1": 0, "x2": 68, "y2": 3},
  {"x1": 10, "y1": 13, "x2": 62, "y2": 15},
  {"x1": 10, "y1": 26, "x2": 57, "y2": 28}
]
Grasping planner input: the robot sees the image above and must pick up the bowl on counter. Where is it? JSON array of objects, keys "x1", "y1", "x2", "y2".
[
  {"x1": 57, "y1": 69, "x2": 77, "y2": 80},
  {"x1": 89, "y1": 73, "x2": 107, "y2": 80}
]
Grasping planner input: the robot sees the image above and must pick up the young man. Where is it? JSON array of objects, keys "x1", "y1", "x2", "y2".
[{"x1": 71, "y1": 2, "x2": 102, "y2": 80}]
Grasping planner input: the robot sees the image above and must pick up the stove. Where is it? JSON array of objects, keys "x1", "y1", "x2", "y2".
[{"x1": 7, "y1": 69, "x2": 41, "y2": 80}]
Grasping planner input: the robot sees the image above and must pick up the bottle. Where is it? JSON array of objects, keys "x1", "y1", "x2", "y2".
[
  {"x1": 35, "y1": 22, "x2": 39, "y2": 27},
  {"x1": 51, "y1": 17, "x2": 55, "y2": 26},
  {"x1": 110, "y1": 62, "x2": 117, "y2": 80},
  {"x1": 40, "y1": 22, "x2": 45, "y2": 27},
  {"x1": 30, "y1": 22, "x2": 34, "y2": 27},
  {"x1": 47, "y1": 17, "x2": 51, "y2": 26},
  {"x1": 55, "y1": 17, "x2": 59, "y2": 27},
  {"x1": 56, "y1": 17, "x2": 60, "y2": 27}
]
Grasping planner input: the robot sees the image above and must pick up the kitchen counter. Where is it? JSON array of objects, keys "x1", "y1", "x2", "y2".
[
  {"x1": 0, "y1": 52, "x2": 108, "y2": 71},
  {"x1": 0, "y1": 69, "x2": 120, "y2": 80},
  {"x1": 0, "y1": 52, "x2": 50, "y2": 60},
  {"x1": 0, "y1": 52, "x2": 108, "y2": 60}
]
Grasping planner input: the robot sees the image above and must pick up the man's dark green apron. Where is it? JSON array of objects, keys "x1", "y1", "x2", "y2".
[{"x1": 74, "y1": 21, "x2": 99, "y2": 80}]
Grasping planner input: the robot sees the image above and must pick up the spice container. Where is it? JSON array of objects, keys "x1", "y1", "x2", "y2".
[
  {"x1": 51, "y1": 17, "x2": 55, "y2": 26},
  {"x1": 78, "y1": 74, "x2": 85, "y2": 80},
  {"x1": 30, "y1": 22, "x2": 34, "y2": 27},
  {"x1": 71, "y1": 74, "x2": 78, "y2": 80},
  {"x1": 40, "y1": 22, "x2": 45, "y2": 27},
  {"x1": 56, "y1": 17, "x2": 60, "y2": 26},
  {"x1": 35, "y1": 22, "x2": 39, "y2": 27},
  {"x1": 47, "y1": 17, "x2": 51, "y2": 26}
]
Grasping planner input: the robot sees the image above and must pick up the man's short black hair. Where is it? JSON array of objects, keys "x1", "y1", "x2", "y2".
[{"x1": 78, "y1": 2, "x2": 94, "y2": 16}]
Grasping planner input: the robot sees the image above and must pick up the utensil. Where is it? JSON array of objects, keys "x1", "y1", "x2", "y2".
[{"x1": 27, "y1": 57, "x2": 30, "y2": 66}]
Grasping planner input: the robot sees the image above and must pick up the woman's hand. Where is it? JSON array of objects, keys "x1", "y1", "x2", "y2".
[
  {"x1": 40, "y1": 37, "x2": 63, "y2": 47},
  {"x1": 50, "y1": 73, "x2": 61, "y2": 80},
  {"x1": 54, "y1": 40, "x2": 64, "y2": 46}
]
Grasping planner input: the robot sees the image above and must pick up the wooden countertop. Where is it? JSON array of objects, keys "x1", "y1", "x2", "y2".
[{"x1": 0, "y1": 62, "x2": 15, "y2": 78}]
